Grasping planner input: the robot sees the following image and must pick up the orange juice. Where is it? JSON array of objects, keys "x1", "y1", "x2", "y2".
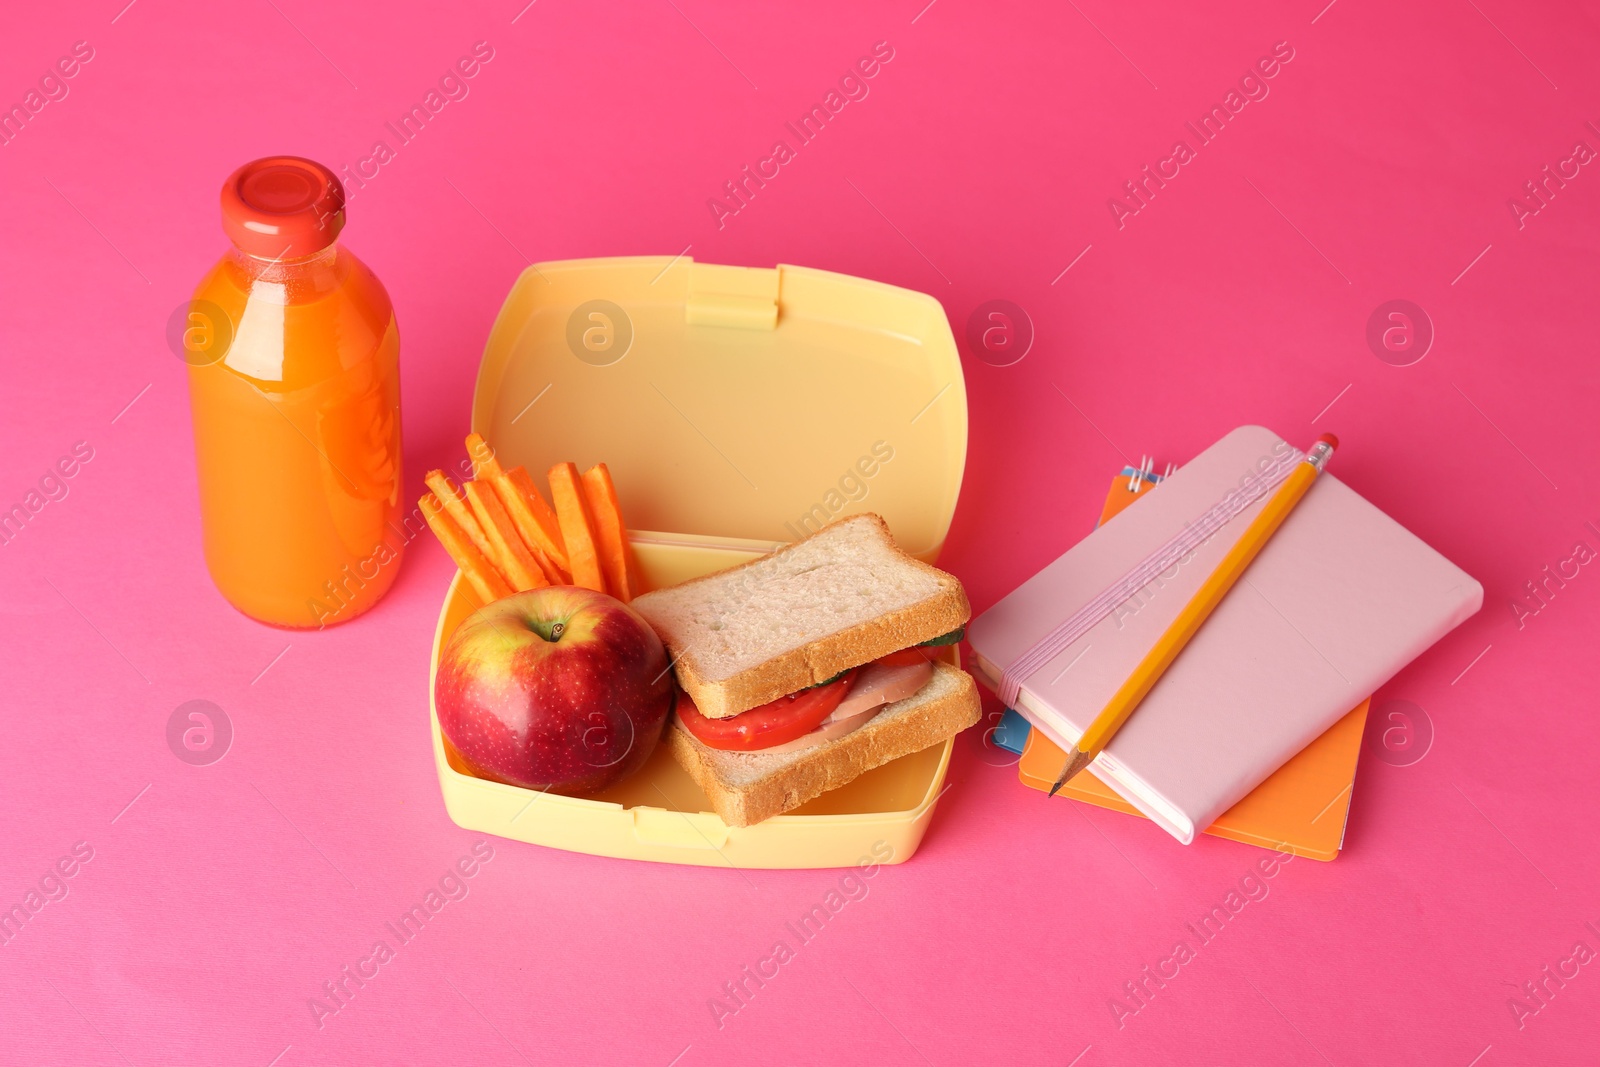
[{"x1": 184, "y1": 157, "x2": 403, "y2": 628}]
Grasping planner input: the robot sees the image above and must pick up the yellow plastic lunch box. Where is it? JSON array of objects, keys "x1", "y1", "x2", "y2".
[{"x1": 427, "y1": 256, "x2": 969, "y2": 868}]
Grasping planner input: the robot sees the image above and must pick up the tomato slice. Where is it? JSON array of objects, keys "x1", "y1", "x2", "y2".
[
  {"x1": 677, "y1": 671, "x2": 857, "y2": 751},
  {"x1": 871, "y1": 646, "x2": 934, "y2": 669}
]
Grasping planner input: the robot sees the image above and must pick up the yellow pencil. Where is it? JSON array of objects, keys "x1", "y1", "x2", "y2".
[{"x1": 1049, "y1": 434, "x2": 1340, "y2": 796}]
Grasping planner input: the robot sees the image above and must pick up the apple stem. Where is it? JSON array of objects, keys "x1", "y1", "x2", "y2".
[{"x1": 549, "y1": 622, "x2": 565, "y2": 641}]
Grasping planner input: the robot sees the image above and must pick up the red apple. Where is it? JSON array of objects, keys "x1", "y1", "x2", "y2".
[{"x1": 435, "y1": 586, "x2": 673, "y2": 796}]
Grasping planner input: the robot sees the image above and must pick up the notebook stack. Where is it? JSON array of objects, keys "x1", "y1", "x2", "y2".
[{"x1": 968, "y1": 426, "x2": 1481, "y2": 858}]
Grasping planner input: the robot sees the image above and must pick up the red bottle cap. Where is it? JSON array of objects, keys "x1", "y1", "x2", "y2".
[{"x1": 220, "y1": 156, "x2": 345, "y2": 259}]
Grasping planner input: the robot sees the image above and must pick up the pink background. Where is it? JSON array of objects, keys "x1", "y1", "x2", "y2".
[{"x1": 2, "y1": 0, "x2": 1597, "y2": 1064}]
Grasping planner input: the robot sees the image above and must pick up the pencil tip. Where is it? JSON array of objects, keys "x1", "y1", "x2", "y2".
[{"x1": 1049, "y1": 749, "x2": 1091, "y2": 797}]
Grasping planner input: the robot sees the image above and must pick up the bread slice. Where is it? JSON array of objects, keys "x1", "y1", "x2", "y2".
[
  {"x1": 632, "y1": 514, "x2": 970, "y2": 719},
  {"x1": 668, "y1": 662, "x2": 981, "y2": 827}
]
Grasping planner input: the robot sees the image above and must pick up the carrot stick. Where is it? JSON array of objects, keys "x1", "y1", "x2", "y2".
[
  {"x1": 465, "y1": 432, "x2": 501, "y2": 480},
  {"x1": 525, "y1": 540, "x2": 566, "y2": 586},
  {"x1": 497, "y1": 467, "x2": 570, "y2": 575},
  {"x1": 463, "y1": 480, "x2": 547, "y2": 591},
  {"x1": 547, "y1": 462, "x2": 606, "y2": 593},
  {"x1": 580, "y1": 463, "x2": 642, "y2": 602},
  {"x1": 460, "y1": 434, "x2": 566, "y2": 579},
  {"x1": 420, "y1": 491, "x2": 512, "y2": 603},
  {"x1": 424, "y1": 470, "x2": 495, "y2": 563}
]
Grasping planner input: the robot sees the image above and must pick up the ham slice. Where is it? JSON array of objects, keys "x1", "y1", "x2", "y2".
[
  {"x1": 753, "y1": 659, "x2": 935, "y2": 756},
  {"x1": 752, "y1": 705, "x2": 881, "y2": 755},
  {"x1": 827, "y1": 659, "x2": 934, "y2": 722}
]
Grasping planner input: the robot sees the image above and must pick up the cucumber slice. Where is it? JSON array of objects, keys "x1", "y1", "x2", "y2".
[{"x1": 918, "y1": 626, "x2": 966, "y2": 647}]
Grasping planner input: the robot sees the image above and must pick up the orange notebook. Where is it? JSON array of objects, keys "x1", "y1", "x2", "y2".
[{"x1": 1014, "y1": 463, "x2": 1369, "y2": 861}]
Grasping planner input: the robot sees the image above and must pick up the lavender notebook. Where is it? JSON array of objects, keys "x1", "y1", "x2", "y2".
[{"x1": 967, "y1": 426, "x2": 1481, "y2": 844}]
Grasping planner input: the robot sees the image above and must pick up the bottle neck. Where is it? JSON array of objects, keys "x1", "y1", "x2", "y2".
[{"x1": 227, "y1": 242, "x2": 339, "y2": 283}]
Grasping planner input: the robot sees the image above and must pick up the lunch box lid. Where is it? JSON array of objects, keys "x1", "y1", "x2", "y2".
[{"x1": 469, "y1": 256, "x2": 967, "y2": 561}]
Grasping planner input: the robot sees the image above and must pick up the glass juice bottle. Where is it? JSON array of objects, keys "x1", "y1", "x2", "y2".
[{"x1": 183, "y1": 156, "x2": 403, "y2": 628}]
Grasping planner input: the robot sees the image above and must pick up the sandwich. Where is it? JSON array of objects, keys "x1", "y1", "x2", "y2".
[{"x1": 631, "y1": 514, "x2": 980, "y2": 826}]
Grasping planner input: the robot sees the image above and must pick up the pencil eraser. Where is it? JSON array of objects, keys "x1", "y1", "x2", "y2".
[{"x1": 1316, "y1": 433, "x2": 1339, "y2": 450}]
